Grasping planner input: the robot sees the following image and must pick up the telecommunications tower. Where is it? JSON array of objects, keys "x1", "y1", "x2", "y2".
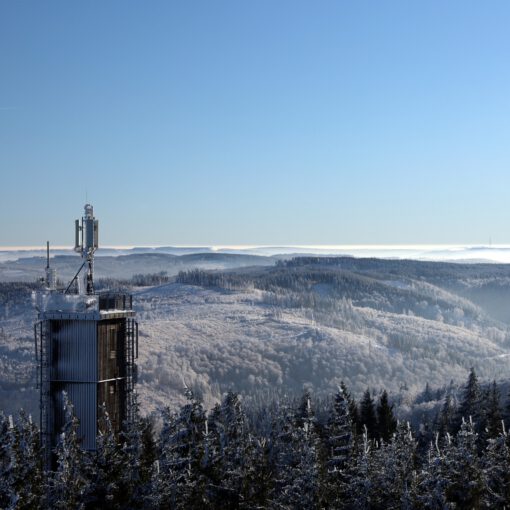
[{"x1": 34, "y1": 204, "x2": 138, "y2": 464}]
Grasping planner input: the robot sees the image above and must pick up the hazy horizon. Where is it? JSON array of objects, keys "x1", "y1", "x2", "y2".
[{"x1": 4, "y1": 243, "x2": 510, "y2": 264}]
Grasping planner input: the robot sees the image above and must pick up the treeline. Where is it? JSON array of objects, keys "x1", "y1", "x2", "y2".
[
  {"x1": 0, "y1": 282, "x2": 39, "y2": 307},
  {"x1": 276, "y1": 256, "x2": 510, "y2": 281},
  {"x1": 2, "y1": 370, "x2": 510, "y2": 509},
  {"x1": 175, "y1": 267, "x2": 479, "y2": 324},
  {"x1": 95, "y1": 272, "x2": 171, "y2": 291},
  {"x1": 176, "y1": 269, "x2": 251, "y2": 291}
]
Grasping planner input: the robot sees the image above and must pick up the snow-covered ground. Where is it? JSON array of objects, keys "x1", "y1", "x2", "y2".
[
  {"x1": 133, "y1": 283, "x2": 510, "y2": 414},
  {"x1": 2, "y1": 269, "x2": 510, "y2": 418}
]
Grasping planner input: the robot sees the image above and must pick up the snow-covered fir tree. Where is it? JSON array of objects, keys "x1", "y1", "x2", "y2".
[
  {"x1": 376, "y1": 390, "x2": 397, "y2": 443},
  {"x1": 323, "y1": 386, "x2": 353, "y2": 508},
  {"x1": 9, "y1": 410, "x2": 43, "y2": 509},
  {"x1": 2, "y1": 369, "x2": 510, "y2": 509},
  {"x1": 82, "y1": 405, "x2": 128, "y2": 509},
  {"x1": 370, "y1": 421, "x2": 417, "y2": 509},
  {"x1": 205, "y1": 391, "x2": 249, "y2": 508},
  {"x1": 416, "y1": 435, "x2": 449, "y2": 509},
  {"x1": 344, "y1": 425, "x2": 372, "y2": 510},
  {"x1": 0, "y1": 412, "x2": 18, "y2": 509},
  {"x1": 443, "y1": 417, "x2": 484, "y2": 507},
  {"x1": 482, "y1": 424, "x2": 510, "y2": 507},
  {"x1": 455, "y1": 367, "x2": 482, "y2": 433},
  {"x1": 269, "y1": 396, "x2": 320, "y2": 510},
  {"x1": 485, "y1": 380, "x2": 503, "y2": 439},
  {"x1": 359, "y1": 389, "x2": 377, "y2": 439},
  {"x1": 157, "y1": 386, "x2": 207, "y2": 509},
  {"x1": 46, "y1": 392, "x2": 88, "y2": 510}
]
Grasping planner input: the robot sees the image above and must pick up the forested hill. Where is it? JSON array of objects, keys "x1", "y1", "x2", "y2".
[
  {"x1": 278, "y1": 256, "x2": 510, "y2": 324},
  {"x1": 3, "y1": 256, "x2": 510, "y2": 417},
  {"x1": 177, "y1": 256, "x2": 510, "y2": 326},
  {"x1": 0, "y1": 252, "x2": 275, "y2": 283}
]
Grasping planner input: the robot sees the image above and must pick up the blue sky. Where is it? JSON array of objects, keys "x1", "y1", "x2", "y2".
[{"x1": 1, "y1": 1, "x2": 510, "y2": 246}]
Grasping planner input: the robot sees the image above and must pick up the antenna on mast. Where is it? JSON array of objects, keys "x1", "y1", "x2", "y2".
[
  {"x1": 71, "y1": 204, "x2": 99, "y2": 295},
  {"x1": 45, "y1": 241, "x2": 56, "y2": 290}
]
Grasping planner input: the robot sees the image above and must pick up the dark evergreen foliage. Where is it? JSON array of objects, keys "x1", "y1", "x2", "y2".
[
  {"x1": 340, "y1": 380, "x2": 359, "y2": 435},
  {"x1": 486, "y1": 380, "x2": 503, "y2": 438},
  {"x1": 2, "y1": 374, "x2": 510, "y2": 508},
  {"x1": 376, "y1": 390, "x2": 397, "y2": 443},
  {"x1": 456, "y1": 367, "x2": 482, "y2": 432},
  {"x1": 359, "y1": 389, "x2": 377, "y2": 439}
]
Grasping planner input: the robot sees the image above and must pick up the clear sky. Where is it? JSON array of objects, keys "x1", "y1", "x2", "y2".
[{"x1": 1, "y1": 1, "x2": 510, "y2": 246}]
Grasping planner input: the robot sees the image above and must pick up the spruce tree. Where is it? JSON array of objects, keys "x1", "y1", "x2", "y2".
[
  {"x1": 340, "y1": 381, "x2": 359, "y2": 435},
  {"x1": 359, "y1": 389, "x2": 377, "y2": 439},
  {"x1": 294, "y1": 389, "x2": 314, "y2": 429},
  {"x1": 504, "y1": 387, "x2": 510, "y2": 431},
  {"x1": 371, "y1": 422, "x2": 417, "y2": 508},
  {"x1": 482, "y1": 425, "x2": 510, "y2": 507},
  {"x1": 344, "y1": 426, "x2": 372, "y2": 509},
  {"x1": 376, "y1": 390, "x2": 397, "y2": 443},
  {"x1": 323, "y1": 387, "x2": 354, "y2": 508},
  {"x1": 270, "y1": 401, "x2": 319, "y2": 510},
  {"x1": 119, "y1": 394, "x2": 158, "y2": 508},
  {"x1": 436, "y1": 393, "x2": 455, "y2": 439},
  {"x1": 443, "y1": 417, "x2": 485, "y2": 507},
  {"x1": 138, "y1": 414, "x2": 158, "y2": 507},
  {"x1": 0, "y1": 413, "x2": 17, "y2": 509},
  {"x1": 47, "y1": 392, "x2": 88, "y2": 510},
  {"x1": 158, "y1": 387, "x2": 207, "y2": 509},
  {"x1": 83, "y1": 405, "x2": 127, "y2": 509},
  {"x1": 456, "y1": 367, "x2": 482, "y2": 431},
  {"x1": 485, "y1": 380, "x2": 503, "y2": 439},
  {"x1": 421, "y1": 382, "x2": 434, "y2": 403},
  {"x1": 238, "y1": 435, "x2": 272, "y2": 509},
  {"x1": 209, "y1": 391, "x2": 248, "y2": 508},
  {"x1": 416, "y1": 436, "x2": 449, "y2": 509},
  {"x1": 10, "y1": 410, "x2": 43, "y2": 509}
]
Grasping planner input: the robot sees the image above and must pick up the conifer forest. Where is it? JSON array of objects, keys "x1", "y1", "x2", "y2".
[{"x1": 2, "y1": 368, "x2": 510, "y2": 509}]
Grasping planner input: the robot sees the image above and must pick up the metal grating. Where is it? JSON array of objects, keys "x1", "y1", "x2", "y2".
[
  {"x1": 125, "y1": 318, "x2": 138, "y2": 426},
  {"x1": 34, "y1": 320, "x2": 51, "y2": 468}
]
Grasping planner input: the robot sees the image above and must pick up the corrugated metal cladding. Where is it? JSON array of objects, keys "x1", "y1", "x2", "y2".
[
  {"x1": 40, "y1": 296, "x2": 136, "y2": 456},
  {"x1": 50, "y1": 320, "x2": 97, "y2": 381},
  {"x1": 98, "y1": 379, "x2": 126, "y2": 434},
  {"x1": 98, "y1": 319, "x2": 126, "y2": 380},
  {"x1": 97, "y1": 318, "x2": 127, "y2": 435},
  {"x1": 52, "y1": 382, "x2": 97, "y2": 451}
]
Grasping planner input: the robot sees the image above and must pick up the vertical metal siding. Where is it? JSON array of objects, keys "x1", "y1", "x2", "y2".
[
  {"x1": 49, "y1": 320, "x2": 98, "y2": 451},
  {"x1": 43, "y1": 301, "x2": 134, "y2": 455},
  {"x1": 50, "y1": 320, "x2": 97, "y2": 381},
  {"x1": 66, "y1": 383, "x2": 97, "y2": 450}
]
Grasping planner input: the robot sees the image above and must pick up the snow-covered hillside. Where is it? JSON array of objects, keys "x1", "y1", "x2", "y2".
[
  {"x1": 134, "y1": 281, "x2": 510, "y2": 414},
  {"x1": 2, "y1": 256, "x2": 510, "y2": 417}
]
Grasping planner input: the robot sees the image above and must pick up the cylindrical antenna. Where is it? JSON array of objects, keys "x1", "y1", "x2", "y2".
[
  {"x1": 67, "y1": 204, "x2": 99, "y2": 295},
  {"x1": 45, "y1": 241, "x2": 57, "y2": 290},
  {"x1": 74, "y1": 220, "x2": 81, "y2": 252}
]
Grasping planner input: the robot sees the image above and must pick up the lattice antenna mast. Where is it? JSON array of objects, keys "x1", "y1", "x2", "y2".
[{"x1": 74, "y1": 204, "x2": 99, "y2": 294}]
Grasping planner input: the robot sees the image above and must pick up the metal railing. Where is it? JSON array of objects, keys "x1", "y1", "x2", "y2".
[
  {"x1": 34, "y1": 320, "x2": 51, "y2": 469},
  {"x1": 125, "y1": 318, "x2": 138, "y2": 425}
]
